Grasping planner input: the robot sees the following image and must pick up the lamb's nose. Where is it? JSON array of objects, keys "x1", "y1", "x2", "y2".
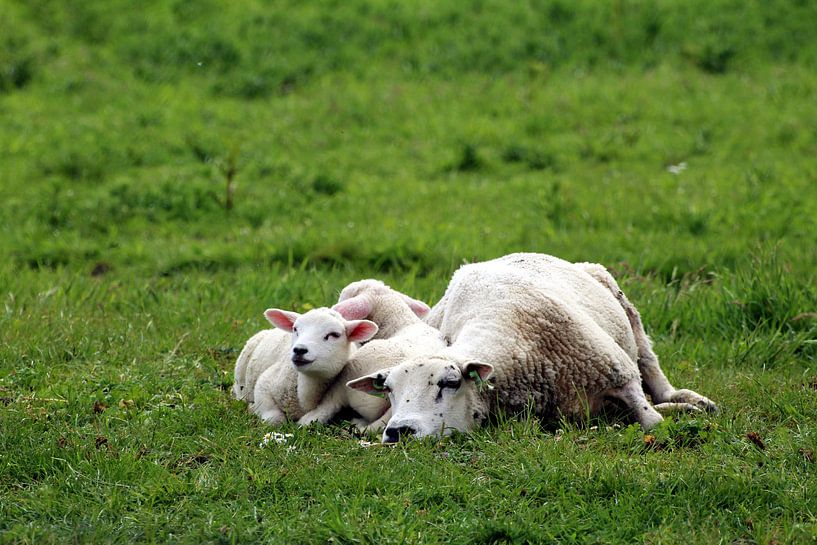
[
  {"x1": 384, "y1": 426, "x2": 416, "y2": 443},
  {"x1": 292, "y1": 346, "x2": 308, "y2": 356}
]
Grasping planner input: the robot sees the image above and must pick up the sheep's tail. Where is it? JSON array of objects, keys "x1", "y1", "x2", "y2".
[{"x1": 577, "y1": 263, "x2": 675, "y2": 402}]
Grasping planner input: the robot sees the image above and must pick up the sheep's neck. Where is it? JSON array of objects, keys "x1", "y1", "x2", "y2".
[
  {"x1": 444, "y1": 319, "x2": 513, "y2": 364},
  {"x1": 296, "y1": 373, "x2": 332, "y2": 412}
]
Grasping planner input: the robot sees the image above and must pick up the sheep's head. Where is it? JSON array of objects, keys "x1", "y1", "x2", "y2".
[
  {"x1": 265, "y1": 307, "x2": 378, "y2": 377},
  {"x1": 347, "y1": 355, "x2": 494, "y2": 442},
  {"x1": 334, "y1": 279, "x2": 431, "y2": 321}
]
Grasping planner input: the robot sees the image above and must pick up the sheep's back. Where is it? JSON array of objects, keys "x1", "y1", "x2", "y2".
[
  {"x1": 442, "y1": 254, "x2": 637, "y2": 359},
  {"x1": 244, "y1": 329, "x2": 292, "y2": 398},
  {"x1": 439, "y1": 256, "x2": 641, "y2": 419}
]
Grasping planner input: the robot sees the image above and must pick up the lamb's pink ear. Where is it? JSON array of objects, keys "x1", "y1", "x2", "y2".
[
  {"x1": 264, "y1": 309, "x2": 300, "y2": 332},
  {"x1": 346, "y1": 370, "x2": 392, "y2": 395},
  {"x1": 400, "y1": 294, "x2": 431, "y2": 318},
  {"x1": 463, "y1": 361, "x2": 494, "y2": 382},
  {"x1": 346, "y1": 319, "x2": 379, "y2": 343},
  {"x1": 332, "y1": 294, "x2": 373, "y2": 320}
]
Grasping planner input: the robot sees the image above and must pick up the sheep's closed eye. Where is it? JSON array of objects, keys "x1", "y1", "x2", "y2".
[
  {"x1": 324, "y1": 331, "x2": 341, "y2": 341},
  {"x1": 438, "y1": 378, "x2": 462, "y2": 389}
]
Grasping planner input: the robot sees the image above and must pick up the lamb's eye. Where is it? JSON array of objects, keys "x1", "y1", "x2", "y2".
[
  {"x1": 292, "y1": 327, "x2": 298, "y2": 334},
  {"x1": 438, "y1": 378, "x2": 462, "y2": 390},
  {"x1": 324, "y1": 332, "x2": 341, "y2": 341}
]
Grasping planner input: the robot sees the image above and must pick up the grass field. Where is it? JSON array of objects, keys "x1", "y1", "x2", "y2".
[{"x1": 2, "y1": 1, "x2": 817, "y2": 543}]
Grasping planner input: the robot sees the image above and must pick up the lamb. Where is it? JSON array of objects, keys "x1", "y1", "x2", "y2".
[
  {"x1": 232, "y1": 307, "x2": 378, "y2": 424},
  {"x1": 348, "y1": 253, "x2": 717, "y2": 442},
  {"x1": 332, "y1": 279, "x2": 431, "y2": 339},
  {"x1": 295, "y1": 280, "x2": 447, "y2": 430}
]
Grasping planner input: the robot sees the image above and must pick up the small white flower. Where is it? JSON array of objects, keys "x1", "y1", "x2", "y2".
[
  {"x1": 259, "y1": 432, "x2": 294, "y2": 448},
  {"x1": 667, "y1": 161, "x2": 687, "y2": 175}
]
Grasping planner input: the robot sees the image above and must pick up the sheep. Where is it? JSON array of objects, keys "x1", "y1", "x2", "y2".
[
  {"x1": 348, "y1": 253, "x2": 717, "y2": 442},
  {"x1": 295, "y1": 280, "x2": 447, "y2": 430},
  {"x1": 232, "y1": 307, "x2": 378, "y2": 424},
  {"x1": 332, "y1": 279, "x2": 431, "y2": 339}
]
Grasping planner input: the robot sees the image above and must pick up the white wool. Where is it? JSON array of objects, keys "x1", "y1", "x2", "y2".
[
  {"x1": 333, "y1": 279, "x2": 431, "y2": 339},
  {"x1": 296, "y1": 280, "x2": 445, "y2": 430},
  {"x1": 232, "y1": 307, "x2": 377, "y2": 424},
  {"x1": 349, "y1": 253, "x2": 717, "y2": 442}
]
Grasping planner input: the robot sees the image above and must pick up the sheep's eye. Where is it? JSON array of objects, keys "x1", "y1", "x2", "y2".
[
  {"x1": 438, "y1": 378, "x2": 462, "y2": 390},
  {"x1": 292, "y1": 327, "x2": 298, "y2": 334},
  {"x1": 324, "y1": 331, "x2": 341, "y2": 341}
]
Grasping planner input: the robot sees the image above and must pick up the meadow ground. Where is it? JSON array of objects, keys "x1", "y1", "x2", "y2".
[{"x1": 1, "y1": 1, "x2": 817, "y2": 543}]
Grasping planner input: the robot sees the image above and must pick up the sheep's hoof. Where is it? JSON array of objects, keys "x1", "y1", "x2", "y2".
[{"x1": 669, "y1": 389, "x2": 718, "y2": 413}]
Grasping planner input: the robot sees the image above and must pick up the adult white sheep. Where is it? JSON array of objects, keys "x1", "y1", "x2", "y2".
[
  {"x1": 295, "y1": 280, "x2": 446, "y2": 430},
  {"x1": 348, "y1": 253, "x2": 717, "y2": 442},
  {"x1": 232, "y1": 307, "x2": 378, "y2": 424}
]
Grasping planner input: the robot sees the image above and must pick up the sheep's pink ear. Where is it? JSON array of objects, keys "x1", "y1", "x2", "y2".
[
  {"x1": 346, "y1": 319, "x2": 379, "y2": 343},
  {"x1": 332, "y1": 295, "x2": 373, "y2": 320},
  {"x1": 264, "y1": 309, "x2": 300, "y2": 332},
  {"x1": 400, "y1": 294, "x2": 431, "y2": 318},
  {"x1": 463, "y1": 361, "x2": 494, "y2": 382},
  {"x1": 346, "y1": 370, "x2": 392, "y2": 395}
]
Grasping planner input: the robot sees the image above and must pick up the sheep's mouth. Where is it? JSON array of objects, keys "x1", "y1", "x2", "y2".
[{"x1": 291, "y1": 356, "x2": 314, "y2": 367}]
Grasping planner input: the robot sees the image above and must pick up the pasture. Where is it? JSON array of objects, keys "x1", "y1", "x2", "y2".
[{"x1": 1, "y1": 1, "x2": 816, "y2": 543}]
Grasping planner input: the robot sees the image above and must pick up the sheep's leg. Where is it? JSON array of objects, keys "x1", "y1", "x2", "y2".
[
  {"x1": 251, "y1": 401, "x2": 287, "y2": 425},
  {"x1": 653, "y1": 402, "x2": 703, "y2": 414},
  {"x1": 359, "y1": 408, "x2": 392, "y2": 433},
  {"x1": 297, "y1": 405, "x2": 338, "y2": 426},
  {"x1": 607, "y1": 377, "x2": 664, "y2": 430},
  {"x1": 580, "y1": 263, "x2": 717, "y2": 413},
  {"x1": 298, "y1": 395, "x2": 344, "y2": 426},
  {"x1": 625, "y1": 309, "x2": 717, "y2": 412}
]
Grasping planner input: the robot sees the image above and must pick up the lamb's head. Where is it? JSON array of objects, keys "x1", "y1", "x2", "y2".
[
  {"x1": 264, "y1": 307, "x2": 378, "y2": 378},
  {"x1": 347, "y1": 355, "x2": 494, "y2": 442},
  {"x1": 334, "y1": 279, "x2": 431, "y2": 321}
]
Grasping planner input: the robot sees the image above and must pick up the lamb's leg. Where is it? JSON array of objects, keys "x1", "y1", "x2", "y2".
[
  {"x1": 579, "y1": 263, "x2": 717, "y2": 413},
  {"x1": 358, "y1": 408, "x2": 392, "y2": 433},
  {"x1": 607, "y1": 377, "x2": 664, "y2": 430},
  {"x1": 298, "y1": 387, "x2": 345, "y2": 426},
  {"x1": 251, "y1": 401, "x2": 287, "y2": 425}
]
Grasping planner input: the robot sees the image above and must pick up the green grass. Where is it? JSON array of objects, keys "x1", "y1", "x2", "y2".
[{"x1": 2, "y1": 0, "x2": 817, "y2": 543}]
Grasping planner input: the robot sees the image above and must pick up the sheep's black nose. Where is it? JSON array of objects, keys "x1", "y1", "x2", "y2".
[
  {"x1": 292, "y1": 346, "x2": 309, "y2": 356},
  {"x1": 384, "y1": 426, "x2": 415, "y2": 443}
]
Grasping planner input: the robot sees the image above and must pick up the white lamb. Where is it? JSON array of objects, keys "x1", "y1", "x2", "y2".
[
  {"x1": 332, "y1": 279, "x2": 431, "y2": 339},
  {"x1": 348, "y1": 253, "x2": 717, "y2": 442},
  {"x1": 232, "y1": 307, "x2": 378, "y2": 424},
  {"x1": 295, "y1": 280, "x2": 447, "y2": 430}
]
